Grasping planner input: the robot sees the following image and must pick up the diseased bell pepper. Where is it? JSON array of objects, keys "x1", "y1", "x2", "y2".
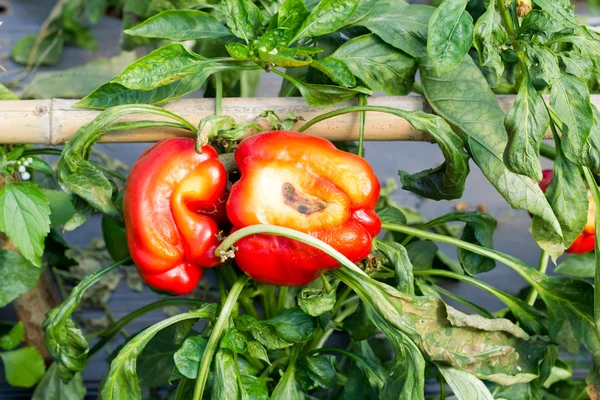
[
  {"x1": 539, "y1": 169, "x2": 596, "y2": 254},
  {"x1": 123, "y1": 138, "x2": 228, "y2": 295},
  {"x1": 227, "y1": 131, "x2": 381, "y2": 286}
]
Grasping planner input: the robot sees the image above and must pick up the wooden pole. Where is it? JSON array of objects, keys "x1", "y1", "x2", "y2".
[{"x1": 1, "y1": 95, "x2": 598, "y2": 144}]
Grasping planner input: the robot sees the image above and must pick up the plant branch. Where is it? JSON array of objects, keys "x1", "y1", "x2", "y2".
[
  {"x1": 525, "y1": 250, "x2": 549, "y2": 306},
  {"x1": 539, "y1": 142, "x2": 557, "y2": 160},
  {"x1": 358, "y1": 95, "x2": 367, "y2": 158},
  {"x1": 215, "y1": 72, "x2": 223, "y2": 117},
  {"x1": 192, "y1": 275, "x2": 249, "y2": 400},
  {"x1": 88, "y1": 297, "x2": 206, "y2": 356}
]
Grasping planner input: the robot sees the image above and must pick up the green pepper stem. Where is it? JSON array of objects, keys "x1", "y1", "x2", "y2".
[
  {"x1": 358, "y1": 95, "x2": 367, "y2": 158},
  {"x1": 583, "y1": 167, "x2": 600, "y2": 341},
  {"x1": 192, "y1": 275, "x2": 250, "y2": 400},
  {"x1": 215, "y1": 72, "x2": 223, "y2": 117},
  {"x1": 525, "y1": 250, "x2": 549, "y2": 306}
]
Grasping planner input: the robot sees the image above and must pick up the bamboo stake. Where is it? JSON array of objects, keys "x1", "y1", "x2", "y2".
[{"x1": 1, "y1": 95, "x2": 598, "y2": 144}]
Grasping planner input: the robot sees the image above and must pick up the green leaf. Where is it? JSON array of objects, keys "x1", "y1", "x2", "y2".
[
  {"x1": 473, "y1": 5, "x2": 507, "y2": 80},
  {"x1": 222, "y1": 0, "x2": 263, "y2": 43},
  {"x1": 504, "y1": 78, "x2": 548, "y2": 182},
  {"x1": 420, "y1": 55, "x2": 563, "y2": 247},
  {"x1": 0, "y1": 250, "x2": 42, "y2": 307},
  {"x1": 0, "y1": 322, "x2": 24, "y2": 351},
  {"x1": 520, "y1": 10, "x2": 565, "y2": 34},
  {"x1": 241, "y1": 374, "x2": 269, "y2": 400},
  {"x1": 0, "y1": 84, "x2": 18, "y2": 100},
  {"x1": 310, "y1": 58, "x2": 356, "y2": 88},
  {"x1": 374, "y1": 240, "x2": 414, "y2": 295},
  {"x1": 63, "y1": 197, "x2": 93, "y2": 232},
  {"x1": 137, "y1": 320, "x2": 195, "y2": 388},
  {"x1": 420, "y1": 211, "x2": 497, "y2": 274},
  {"x1": 554, "y1": 252, "x2": 595, "y2": 278},
  {"x1": 271, "y1": 363, "x2": 303, "y2": 400},
  {"x1": 406, "y1": 240, "x2": 438, "y2": 271},
  {"x1": 173, "y1": 336, "x2": 207, "y2": 379},
  {"x1": 111, "y1": 44, "x2": 214, "y2": 91},
  {"x1": 246, "y1": 340, "x2": 270, "y2": 365},
  {"x1": 226, "y1": 42, "x2": 251, "y2": 60},
  {"x1": 259, "y1": 47, "x2": 312, "y2": 68},
  {"x1": 438, "y1": 366, "x2": 493, "y2": 400},
  {"x1": 0, "y1": 347, "x2": 46, "y2": 387},
  {"x1": 396, "y1": 110, "x2": 470, "y2": 200},
  {"x1": 532, "y1": 144, "x2": 588, "y2": 260},
  {"x1": 532, "y1": 274, "x2": 598, "y2": 354},
  {"x1": 559, "y1": 52, "x2": 593, "y2": 83},
  {"x1": 85, "y1": 0, "x2": 106, "y2": 24},
  {"x1": 274, "y1": 69, "x2": 370, "y2": 107},
  {"x1": 22, "y1": 52, "x2": 137, "y2": 100},
  {"x1": 11, "y1": 35, "x2": 65, "y2": 66},
  {"x1": 330, "y1": 34, "x2": 416, "y2": 95},
  {"x1": 0, "y1": 183, "x2": 50, "y2": 267},
  {"x1": 526, "y1": 45, "x2": 561, "y2": 89},
  {"x1": 31, "y1": 362, "x2": 86, "y2": 400},
  {"x1": 221, "y1": 328, "x2": 248, "y2": 354},
  {"x1": 297, "y1": 285, "x2": 337, "y2": 317},
  {"x1": 292, "y1": 0, "x2": 360, "y2": 43},
  {"x1": 265, "y1": 308, "x2": 317, "y2": 343},
  {"x1": 124, "y1": 10, "x2": 232, "y2": 40},
  {"x1": 211, "y1": 349, "x2": 240, "y2": 400},
  {"x1": 335, "y1": 267, "x2": 546, "y2": 385},
  {"x1": 77, "y1": 60, "x2": 225, "y2": 109},
  {"x1": 235, "y1": 315, "x2": 292, "y2": 350},
  {"x1": 427, "y1": 0, "x2": 473, "y2": 74},
  {"x1": 101, "y1": 306, "x2": 215, "y2": 399},
  {"x1": 59, "y1": 105, "x2": 195, "y2": 214},
  {"x1": 351, "y1": 3, "x2": 433, "y2": 58},
  {"x1": 550, "y1": 73, "x2": 594, "y2": 167},
  {"x1": 379, "y1": 331, "x2": 425, "y2": 400},
  {"x1": 278, "y1": 0, "x2": 309, "y2": 40},
  {"x1": 42, "y1": 190, "x2": 76, "y2": 227},
  {"x1": 376, "y1": 206, "x2": 407, "y2": 225},
  {"x1": 298, "y1": 354, "x2": 338, "y2": 389}
]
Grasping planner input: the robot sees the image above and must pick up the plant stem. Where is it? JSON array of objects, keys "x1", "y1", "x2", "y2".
[
  {"x1": 583, "y1": 167, "x2": 600, "y2": 341},
  {"x1": 306, "y1": 347, "x2": 370, "y2": 366},
  {"x1": 277, "y1": 286, "x2": 289, "y2": 314},
  {"x1": 192, "y1": 275, "x2": 249, "y2": 400},
  {"x1": 381, "y1": 223, "x2": 543, "y2": 289},
  {"x1": 88, "y1": 297, "x2": 206, "y2": 356},
  {"x1": 412, "y1": 82, "x2": 424, "y2": 95},
  {"x1": 439, "y1": 372, "x2": 446, "y2": 400},
  {"x1": 539, "y1": 143, "x2": 557, "y2": 160},
  {"x1": 221, "y1": 265, "x2": 260, "y2": 319},
  {"x1": 358, "y1": 95, "x2": 367, "y2": 158},
  {"x1": 525, "y1": 250, "x2": 549, "y2": 306},
  {"x1": 215, "y1": 72, "x2": 223, "y2": 116}
]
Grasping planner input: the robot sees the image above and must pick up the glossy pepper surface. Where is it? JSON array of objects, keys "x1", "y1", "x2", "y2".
[
  {"x1": 227, "y1": 131, "x2": 381, "y2": 286},
  {"x1": 123, "y1": 138, "x2": 228, "y2": 295},
  {"x1": 539, "y1": 169, "x2": 596, "y2": 254}
]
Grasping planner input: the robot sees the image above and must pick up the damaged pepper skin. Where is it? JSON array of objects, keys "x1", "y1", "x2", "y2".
[
  {"x1": 123, "y1": 138, "x2": 228, "y2": 295},
  {"x1": 227, "y1": 131, "x2": 381, "y2": 286},
  {"x1": 539, "y1": 169, "x2": 596, "y2": 254}
]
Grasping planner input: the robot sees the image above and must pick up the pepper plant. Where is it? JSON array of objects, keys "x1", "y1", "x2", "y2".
[{"x1": 1, "y1": 0, "x2": 600, "y2": 398}]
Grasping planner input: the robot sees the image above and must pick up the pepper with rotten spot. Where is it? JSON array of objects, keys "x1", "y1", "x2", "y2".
[
  {"x1": 539, "y1": 169, "x2": 596, "y2": 254},
  {"x1": 123, "y1": 138, "x2": 228, "y2": 295},
  {"x1": 226, "y1": 131, "x2": 381, "y2": 286}
]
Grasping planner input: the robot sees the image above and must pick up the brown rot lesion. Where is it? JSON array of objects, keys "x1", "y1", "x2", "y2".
[{"x1": 282, "y1": 182, "x2": 325, "y2": 215}]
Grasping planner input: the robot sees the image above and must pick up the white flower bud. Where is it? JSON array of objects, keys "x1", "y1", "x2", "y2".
[
  {"x1": 18, "y1": 166, "x2": 26, "y2": 173},
  {"x1": 27, "y1": 157, "x2": 33, "y2": 163},
  {"x1": 21, "y1": 172, "x2": 31, "y2": 181},
  {"x1": 23, "y1": 161, "x2": 29, "y2": 167}
]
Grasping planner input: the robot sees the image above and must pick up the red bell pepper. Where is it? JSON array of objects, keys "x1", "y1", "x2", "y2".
[
  {"x1": 123, "y1": 138, "x2": 228, "y2": 294},
  {"x1": 226, "y1": 131, "x2": 381, "y2": 286},
  {"x1": 539, "y1": 169, "x2": 596, "y2": 254}
]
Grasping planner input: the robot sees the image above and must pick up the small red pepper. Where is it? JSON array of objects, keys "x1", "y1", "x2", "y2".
[
  {"x1": 123, "y1": 138, "x2": 228, "y2": 294},
  {"x1": 539, "y1": 169, "x2": 596, "y2": 254},
  {"x1": 227, "y1": 131, "x2": 381, "y2": 286}
]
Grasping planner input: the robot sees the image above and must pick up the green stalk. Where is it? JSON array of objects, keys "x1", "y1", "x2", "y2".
[
  {"x1": 525, "y1": 250, "x2": 549, "y2": 306},
  {"x1": 88, "y1": 297, "x2": 206, "y2": 356},
  {"x1": 381, "y1": 223, "x2": 543, "y2": 289},
  {"x1": 583, "y1": 167, "x2": 600, "y2": 341},
  {"x1": 221, "y1": 265, "x2": 260, "y2": 319},
  {"x1": 539, "y1": 143, "x2": 557, "y2": 160},
  {"x1": 192, "y1": 275, "x2": 249, "y2": 400},
  {"x1": 277, "y1": 286, "x2": 289, "y2": 314},
  {"x1": 358, "y1": 95, "x2": 367, "y2": 158},
  {"x1": 214, "y1": 72, "x2": 223, "y2": 117}
]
